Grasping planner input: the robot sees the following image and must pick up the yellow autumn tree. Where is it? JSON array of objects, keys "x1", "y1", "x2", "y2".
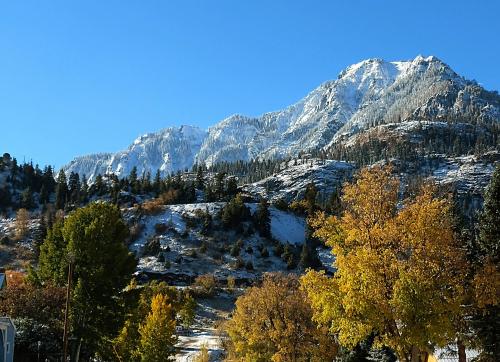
[
  {"x1": 15, "y1": 208, "x2": 30, "y2": 240},
  {"x1": 301, "y1": 165, "x2": 467, "y2": 362},
  {"x1": 225, "y1": 272, "x2": 338, "y2": 362},
  {"x1": 138, "y1": 293, "x2": 177, "y2": 362}
]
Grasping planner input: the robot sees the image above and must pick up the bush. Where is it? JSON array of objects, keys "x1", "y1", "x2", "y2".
[
  {"x1": 128, "y1": 222, "x2": 144, "y2": 244},
  {"x1": 221, "y1": 195, "x2": 251, "y2": 229},
  {"x1": 274, "y1": 243, "x2": 284, "y2": 257},
  {"x1": 199, "y1": 241, "x2": 208, "y2": 253},
  {"x1": 193, "y1": 343, "x2": 210, "y2": 362},
  {"x1": 144, "y1": 237, "x2": 161, "y2": 256},
  {"x1": 245, "y1": 260, "x2": 254, "y2": 271},
  {"x1": 193, "y1": 274, "x2": 217, "y2": 296},
  {"x1": 227, "y1": 276, "x2": 236, "y2": 292},
  {"x1": 141, "y1": 198, "x2": 164, "y2": 215},
  {"x1": 188, "y1": 249, "x2": 198, "y2": 258},
  {"x1": 230, "y1": 244, "x2": 240, "y2": 257},
  {"x1": 273, "y1": 198, "x2": 289, "y2": 211},
  {"x1": 154, "y1": 223, "x2": 168, "y2": 234},
  {"x1": 260, "y1": 248, "x2": 269, "y2": 258},
  {"x1": 289, "y1": 200, "x2": 308, "y2": 216},
  {"x1": 233, "y1": 257, "x2": 245, "y2": 270}
]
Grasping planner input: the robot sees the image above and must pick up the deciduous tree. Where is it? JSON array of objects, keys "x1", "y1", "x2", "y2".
[{"x1": 301, "y1": 166, "x2": 467, "y2": 362}]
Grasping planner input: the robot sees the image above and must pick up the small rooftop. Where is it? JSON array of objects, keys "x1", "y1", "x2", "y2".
[{"x1": 0, "y1": 272, "x2": 6, "y2": 290}]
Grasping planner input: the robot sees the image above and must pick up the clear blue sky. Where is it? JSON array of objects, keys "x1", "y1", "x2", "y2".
[{"x1": 1, "y1": 0, "x2": 499, "y2": 168}]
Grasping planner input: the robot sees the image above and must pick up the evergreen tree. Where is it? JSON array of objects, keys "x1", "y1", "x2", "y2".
[
  {"x1": 153, "y1": 170, "x2": 162, "y2": 195},
  {"x1": 68, "y1": 172, "x2": 81, "y2": 204},
  {"x1": 226, "y1": 177, "x2": 238, "y2": 198},
  {"x1": 299, "y1": 241, "x2": 322, "y2": 270},
  {"x1": 221, "y1": 194, "x2": 250, "y2": 230},
  {"x1": 80, "y1": 175, "x2": 89, "y2": 204},
  {"x1": 39, "y1": 184, "x2": 49, "y2": 205},
  {"x1": 129, "y1": 166, "x2": 139, "y2": 194},
  {"x1": 201, "y1": 207, "x2": 213, "y2": 235},
  {"x1": 196, "y1": 165, "x2": 205, "y2": 190},
  {"x1": 93, "y1": 174, "x2": 108, "y2": 196},
  {"x1": 54, "y1": 170, "x2": 68, "y2": 210},
  {"x1": 20, "y1": 187, "x2": 35, "y2": 209},
  {"x1": 215, "y1": 172, "x2": 226, "y2": 200},
  {"x1": 472, "y1": 165, "x2": 500, "y2": 361},
  {"x1": 36, "y1": 219, "x2": 68, "y2": 284},
  {"x1": 204, "y1": 183, "x2": 215, "y2": 202},
  {"x1": 35, "y1": 202, "x2": 136, "y2": 358},
  {"x1": 254, "y1": 198, "x2": 271, "y2": 238},
  {"x1": 0, "y1": 185, "x2": 12, "y2": 212},
  {"x1": 304, "y1": 182, "x2": 318, "y2": 215}
]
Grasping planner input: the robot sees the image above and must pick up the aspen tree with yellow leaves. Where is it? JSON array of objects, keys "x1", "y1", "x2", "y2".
[
  {"x1": 301, "y1": 165, "x2": 468, "y2": 362},
  {"x1": 138, "y1": 293, "x2": 177, "y2": 361}
]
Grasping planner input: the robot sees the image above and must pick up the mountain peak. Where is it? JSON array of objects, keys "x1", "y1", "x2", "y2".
[{"x1": 63, "y1": 56, "x2": 499, "y2": 180}]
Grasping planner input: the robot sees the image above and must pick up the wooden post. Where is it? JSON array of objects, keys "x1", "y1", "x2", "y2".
[{"x1": 63, "y1": 261, "x2": 73, "y2": 361}]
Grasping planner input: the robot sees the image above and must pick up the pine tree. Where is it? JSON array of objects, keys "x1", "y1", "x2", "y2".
[
  {"x1": 304, "y1": 182, "x2": 318, "y2": 215},
  {"x1": 93, "y1": 174, "x2": 107, "y2": 196},
  {"x1": 196, "y1": 165, "x2": 205, "y2": 190},
  {"x1": 472, "y1": 165, "x2": 500, "y2": 361},
  {"x1": 80, "y1": 175, "x2": 89, "y2": 203},
  {"x1": 138, "y1": 294, "x2": 177, "y2": 361},
  {"x1": 254, "y1": 198, "x2": 271, "y2": 238},
  {"x1": 68, "y1": 172, "x2": 81, "y2": 204},
  {"x1": 39, "y1": 184, "x2": 49, "y2": 205},
  {"x1": 226, "y1": 177, "x2": 238, "y2": 198},
  {"x1": 215, "y1": 172, "x2": 226, "y2": 200},
  {"x1": 20, "y1": 187, "x2": 35, "y2": 209},
  {"x1": 201, "y1": 207, "x2": 213, "y2": 235},
  {"x1": 299, "y1": 241, "x2": 322, "y2": 270},
  {"x1": 54, "y1": 169, "x2": 68, "y2": 210},
  {"x1": 153, "y1": 170, "x2": 162, "y2": 195},
  {"x1": 129, "y1": 166, "x2": 139, "y2": 194},
  {"x1": 35, "y1": 202, "x2": 136, "y2": 357}
]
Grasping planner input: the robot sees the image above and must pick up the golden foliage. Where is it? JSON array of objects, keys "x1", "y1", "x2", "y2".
[
  {"x1": 225, "y1": 272, "x2": 338, "y2": 362},
  {"x1": 15, "y1": 208, "x2": 30, "y2": 240},
  {"x1": 301, "y1": 165, "x2": 467, "y2": 361},
  {"x1": 473, "y1": 259, "x2": 500, "y2": 309},
  {"x1": 138, "y1": 293, "x2": 177, "y2": 362}
]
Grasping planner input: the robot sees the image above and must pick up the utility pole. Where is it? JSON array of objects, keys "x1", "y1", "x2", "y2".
[{"x1": 63, "y1": 260, "x2": 74, "y2": 361}]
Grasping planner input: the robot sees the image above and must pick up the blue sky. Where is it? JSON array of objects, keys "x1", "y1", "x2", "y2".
[{"x1": 1, "y1": 0, "x2": 499, "y2": 168}]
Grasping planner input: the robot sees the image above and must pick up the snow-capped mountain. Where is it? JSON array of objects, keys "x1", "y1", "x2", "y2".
[
  {"x1": 64, "y1": 126, "x2": 206, "y2": 180},
  {"x1": 63, "y1": 55, "x2": 500, "y2": 180}
]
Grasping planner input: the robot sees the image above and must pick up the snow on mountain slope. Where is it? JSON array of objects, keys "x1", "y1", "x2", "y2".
[
  {"x1": 63, "y1": 55, "x2": 500, "y2": 179},
  {"x1": 242, "y1": 158, "x2": 354, "y2": 202},
  {"x1": 64, "y1": 126, "x2": 206, "y2": 180}
]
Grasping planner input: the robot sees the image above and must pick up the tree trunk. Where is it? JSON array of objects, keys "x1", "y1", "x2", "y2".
[
  {"x1": 457, "y1": 339, "x2": 466, "y2": 362},
  {"x1": 75, "y1": 339, "x2": 82, "y2": 362},
  {"x1": 410, "y1": 346, "x2": 421, "y2": 362}
]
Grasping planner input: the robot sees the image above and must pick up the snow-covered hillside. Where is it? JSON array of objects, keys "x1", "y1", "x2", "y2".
[
  {"x1": 64, "y1": 126, "x2": 206, "y2": 180},
  {"x1": 124, "y1": 202, "x2": 307, "y2": 282},
  {"x1": 243, "y1": 159, "x2": 354, "y2": 202},
  {"x1": 63, "y1": 55, "x2": 500, "y2": 180}
]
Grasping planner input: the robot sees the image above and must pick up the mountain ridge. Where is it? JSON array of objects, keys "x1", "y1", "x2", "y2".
[{"x1": 63, "y1": 55, "x2": 500, "y2": 180}]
